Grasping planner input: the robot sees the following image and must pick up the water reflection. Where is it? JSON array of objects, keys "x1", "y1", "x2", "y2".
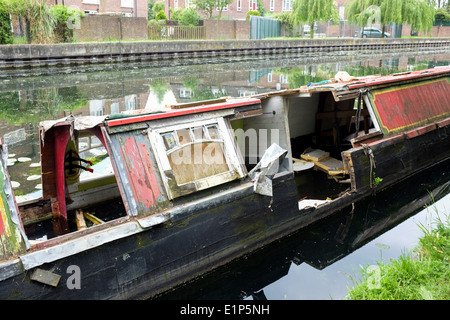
[
  {"x1": 155, "y1": 159, "x2": 450, "y2": 300},
  {"x1": 0, "y1": 48, "x2": 449, "y2": 202}
]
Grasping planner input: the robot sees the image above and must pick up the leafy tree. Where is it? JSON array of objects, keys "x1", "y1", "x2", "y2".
[
  {"x1": 148, "y1": 0, "x2": 156, "y2": 19},
  {"x1": 273, "y1": 12, "x2": 297, "y2": 35},
  {"x1": 246, "y1": 10, "x2": 261, "y2": 20},
  {"x1": 194, "y1": 0, "x2": 234, "y2": 19},
  {"x1": 0, "y1": 1, "x2": 13, "y2": 44},
  {"x1": 170, "y1": 8, "x2": 184, "y2": 21},
  {"x1": 179, "y1": 8, "x2": 201, "y2": 26},
  {"x1": 215, "y1": 0, "x2": 234, "y2": 19},
  {"x1": 435, "y1": 7, "x2": 450, "y2": 22},
  {"x1": 155, "y1": 9, "x2": 167, "y2": 20},
  {"x1": 346, "y1": 0, "x2": 435, "y2": 37},
  {"x1": 292, "y1": 0, "x2": 338, "y2": 38},
  {"x1": 194, "y1": 0, "x2": 216, "y2": 19},
  {"x1": 402, "y1": 0, "x2": 435, "y2": 35},
  {"x1": 51, "y1": 5, "x2": 84, "y2": 43},
  {"x1": 153, "y1": 1, "x2": 165, "y2": 14}
]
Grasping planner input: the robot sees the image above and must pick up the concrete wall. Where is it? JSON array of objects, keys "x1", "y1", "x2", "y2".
[
  {"x1": 73, "y1": 15, "x2": 148, "y2": 42},
  {"x1": 204, "y1": 20, "x2": 250, "y2": 40},
  {"x1": 1, "y1": 38, "x2": 449, "y2": 66}
]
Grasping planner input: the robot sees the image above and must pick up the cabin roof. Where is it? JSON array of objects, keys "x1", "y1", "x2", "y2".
[
  {"x1": 253, "y1": 66, "x2": 450, "y2": 101},
  {"x1": 105, "y1": 97, "x2": 262, "y2": 128}
]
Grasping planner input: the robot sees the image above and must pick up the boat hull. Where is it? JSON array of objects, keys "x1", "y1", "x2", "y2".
[{"x1": 0, "y1": 173, "x2": 305, "y2": 299}]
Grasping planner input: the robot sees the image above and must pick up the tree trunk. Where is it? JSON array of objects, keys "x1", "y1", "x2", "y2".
[{"x1": 25, "y1": 17, "x2": 31, "y2": 44}]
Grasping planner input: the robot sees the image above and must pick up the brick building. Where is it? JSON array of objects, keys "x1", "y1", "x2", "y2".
[
  {"x1": 47, "y1": 0, "x2": 148, "y2": 18},
  {"x1": 164, "y1": 0, "x2": 347, "y2": 20}
]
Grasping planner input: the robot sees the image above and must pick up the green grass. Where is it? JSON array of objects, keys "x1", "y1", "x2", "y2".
[{"x1": 346, "y1": 207, "x2": 450, "y2": 300}]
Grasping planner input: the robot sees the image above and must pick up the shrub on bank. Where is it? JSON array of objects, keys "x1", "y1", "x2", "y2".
[
  {"x1": 0, "y1": 1, "x2": 13, "y2": 44},
  {"x1": 346, "y1": 212, "x2": 450, "y2": 300}
]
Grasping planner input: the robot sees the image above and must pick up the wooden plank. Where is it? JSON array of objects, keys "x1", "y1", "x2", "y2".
[
  {"x1": 83, "y1": 212, "x2": 104, "y2": 225},
  {"x1": 315, "y1": 157, "x2": 346, "y2": 176},
  {"x1": 301, "y1": 149, "x2": 330, "y2": 162},
  {"x1": 167, "y1": 97, "x2": 228, "y2": 109},
  {"x1": 75, "y1": 210, "x2": 86, "y2": 230},
  {"x1": 30, "y1": 268, "x2": 61, "y2": 287},
  {"x1": 18, "y1": 198, "x2": 52, "y2": 225}
]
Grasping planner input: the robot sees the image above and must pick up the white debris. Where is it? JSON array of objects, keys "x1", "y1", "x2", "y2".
[{"x1": 10, "y1": 181, "x2": 20, "y2": 188}]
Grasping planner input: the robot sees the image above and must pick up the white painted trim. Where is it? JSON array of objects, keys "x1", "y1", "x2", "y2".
[{"x1": 20, "y1": 222, "x2": 142, "y2": 270}]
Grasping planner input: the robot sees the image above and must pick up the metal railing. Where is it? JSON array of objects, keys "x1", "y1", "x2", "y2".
[{"x1": 148, "y1": 25, "x2": 206, "y2": 40}]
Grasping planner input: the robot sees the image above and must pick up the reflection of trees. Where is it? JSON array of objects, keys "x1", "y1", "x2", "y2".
[
  {"x1": 182, "y1": 77, "x2": 221, "y2": 101},
  {"x1": 274, "y1": 65, "x2": 335, "y2": 89},
  {"x1": 149, "y1": 79, "x2": 170, "y2": 104},
  {"x1": 273, "y1": 59, "x2": 437, "y2": 90},
  {"x1": 0, "y1": 87, "x2": 87, "y2": 125}
]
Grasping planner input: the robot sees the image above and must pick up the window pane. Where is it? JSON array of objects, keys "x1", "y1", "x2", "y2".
[
  {"x1": 168, "y1": 142, "x2": 229, "y2": 185},
  {"x1": 192, "y1": 127, "x2": 205, "y2": 140},
  {"x1": 162, "y1": 132, "x2": 176, "y2": 151},
  {"x1": 206, "y1": 125, "x2": 220, "y2": 140},
  {"x1": 176, "y1": 128, "x2": 192, "y2": 145}
]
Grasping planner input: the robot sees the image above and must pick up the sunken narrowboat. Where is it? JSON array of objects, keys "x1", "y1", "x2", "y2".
[{"x1": 0, "y1": 66, "x2": 449, "y2": 299}]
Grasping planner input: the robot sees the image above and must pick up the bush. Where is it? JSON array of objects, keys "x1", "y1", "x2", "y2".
[
  {"x1": 246, "y1": 10, "x2": 261, "y2": 21},
  {"x1": 0, "y1": 2, "x2": 13, "y2": 44},
  {"x1": 155, "y1": 10, "x2": 167, "y2": 20},
  {"x1": 179, "y1": 8, "x2": 200, "y2": 26},
  {"x1": 170, "y1": 8, "x2": 183, "y2": 21},
  {"x1": 153, "y1": 1, "x2": 165, "y2": 14},
  {"x1": 51, "y1": 5, "x2": 85, "y2": 43}
]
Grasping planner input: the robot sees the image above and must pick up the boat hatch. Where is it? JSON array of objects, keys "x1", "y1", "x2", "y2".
[
  {"x1": 149, "y1": 117, "x2": 247, "y2": 200},
  {"x1": 19, "y1": 117, "x2": 127, "y2": 242},
  {"x1": 104, "y1": 97, "x2": 261, "y2": 217}
]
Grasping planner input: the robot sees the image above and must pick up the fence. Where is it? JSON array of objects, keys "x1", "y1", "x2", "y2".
[
  {"x1": 148, "y1": 25, "x2": 206, "y2": 40},
  {"x1": 250, "y1": 16, "x2": 281, "y2": 40}
]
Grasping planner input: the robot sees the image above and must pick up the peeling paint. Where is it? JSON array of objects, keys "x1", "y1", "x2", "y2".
[{"x1": 120, "y1": 136, "x2": 160, "y2": 212}]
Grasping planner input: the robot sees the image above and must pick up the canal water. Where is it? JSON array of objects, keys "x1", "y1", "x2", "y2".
[{"x1": 1, "y1": 46, "x2": 449, "y2": 300}]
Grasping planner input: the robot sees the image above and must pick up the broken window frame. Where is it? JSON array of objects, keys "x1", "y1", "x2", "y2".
[{"x1": 149, "y1": 117, "x2": 246, "y2": 200}]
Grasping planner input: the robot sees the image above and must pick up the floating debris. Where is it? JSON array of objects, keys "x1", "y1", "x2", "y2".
[
  {"x1": 7, "y1": 158, "x2": 16, "y2": 166},
  {"x1": 10, "y1": 181, "x2": 20, "y2": 188}
]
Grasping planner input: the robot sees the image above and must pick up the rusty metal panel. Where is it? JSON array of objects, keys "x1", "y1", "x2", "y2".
[
  {"x1": 369, "y1": 77, "x2": 450, "y2": 135},
  {"x1": 104, "y1": 129, "x2": 170, "y2": 217}
]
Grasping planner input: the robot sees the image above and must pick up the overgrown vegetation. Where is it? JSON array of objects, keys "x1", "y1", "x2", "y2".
[
  {"x1": 246, "y1": 10, "x2": 261, "y2": 21},
  {"x1": 0, "y1": 1, "x2": 13, "y2": 44},
  {"x1": 346, "y1": 208, "x2": 450, "y2": 300},
  {"x1": 346, "y1": 0, "x2": 435, "y2": 37},
  {"x1": 1, "y1": 0, "x2": 84, "y2": 44},
  {"x1": 292, "y1": 0, "x2": 339, "y2": 38},
  {"x1": 51, "y1": 5, "x2": 84, "y2": 43}
]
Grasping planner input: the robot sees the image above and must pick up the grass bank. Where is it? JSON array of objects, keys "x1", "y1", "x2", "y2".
[{"x1": 346, "y1": 206, "x2": 449, "y2": 300}]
